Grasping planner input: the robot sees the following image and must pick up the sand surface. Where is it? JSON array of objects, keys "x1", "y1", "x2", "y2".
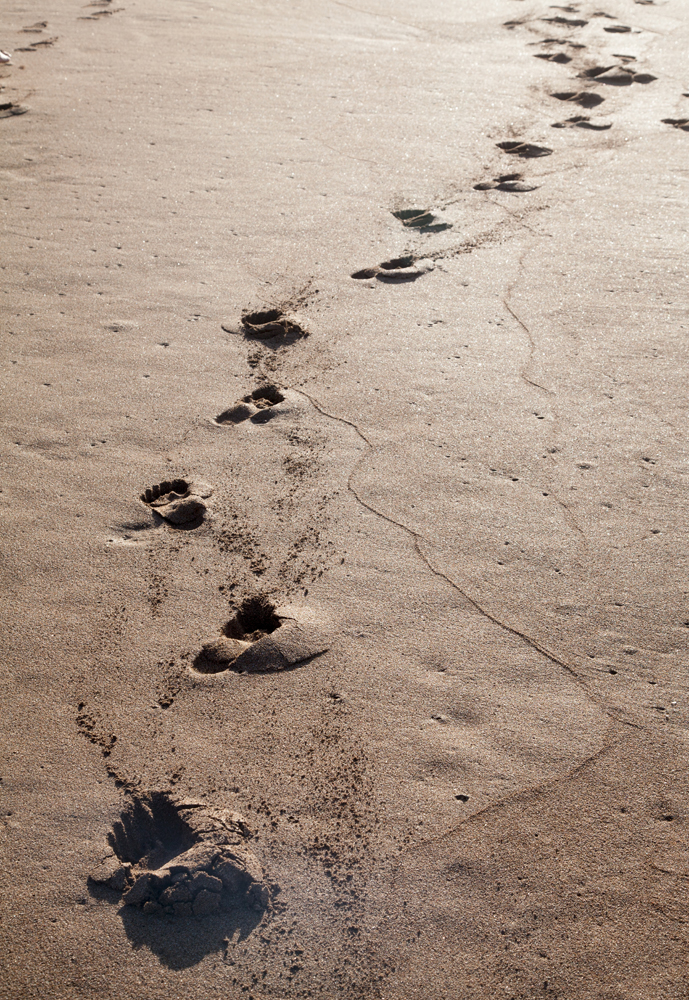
[{"x1": 2, "y1": 0, "x2": 689, "y2": 996}]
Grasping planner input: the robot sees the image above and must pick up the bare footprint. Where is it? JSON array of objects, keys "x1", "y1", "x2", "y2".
[
  {"x1": 0, "y1": 102, "x2": 29, "y2": 118},
  {"x1": 552, "y1": 91, "x2": 605, "y2": 108},
  {"x1": 496, "y1": 140, "x2": 553, "y2": 158},
  {"x1": 582, "y1": 66, "x2": 656, "y2": 85},
  {"x1": 474, "y1": 172, "x2": 538, "y2": 192},
  {"x1": 215, "y1": 384, "x2": 285, "y2": 425},
  {"x1": 15, "y1": 36, "x2": 58, "y2": 51},
  {"x1": 541, "y1": 15, "x2": 588, "y2": 26},
  {"x1": 542, "y1": 37, "x2": 586, "y2": 49},
  {"x1": 391, "y1": 208, "x2": 452, "y2": 233},
  {"x1": 193, "y1": 595, "x2": 331, "y2": 675},
  {"x1": 140, "y1": 478, "x2": 212, "y2": 525},
  {"x1": 222, "y1": 308, "x2": 308, "y2": 341},
  {"x1": 90, "y1": 791, "x2": 270, "y2": 916},
  {"x1": 662, "y1": 118, "x2": 689, "y2": 132},
  {"x1": 534, "y1": 51, "x2": 572, "y2": 63},
  {"x1": 351, "y1": 255, "x2": 434, "y2": 282},
  {"x1": 531, "y1": 38, "x2": 587, "y2": 57},
  {"x1": 579, "y1": 64, "x2": 617, "y2": 78},
  {"x1": 78, "y1": 8, "x2": 124, "y2": 20},
  {"x1": 551, "y1": 115, "x2": 612, "y2": 130}
]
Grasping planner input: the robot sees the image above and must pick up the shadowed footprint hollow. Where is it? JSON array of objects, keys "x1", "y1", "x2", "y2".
[
  {"x1": 552, "y1": 115, "x2": 611, "y2": 130},
  {"x1": 552, "y1": 91, "x2": 605, "y2": 108},
  {"x1": 497, "y1": 141, "x2": 552, "y2": 158},
  {"x1": 391, "y1": 208, "x2": 452, "y2": 233},
  {"x1": 475, "y1": 173, "x2": 538, "y2": 192},
  {"x1": 351, "y1": 255, "x2": 433, "y2": 282}
]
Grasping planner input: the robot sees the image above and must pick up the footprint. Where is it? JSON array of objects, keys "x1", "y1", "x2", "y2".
[
  {"x1": 552, "y1": 91, "x2": 605, "y2": 108},
  {"x1": 90, "y1": 791, "x2": 270, "y2": 915},
  {"x1": 15, "y1": 36, "x2": 58, "y2": 51},
  {"x1": 531, "y1": 37, "x2": 586, "y2": 51},
  {"x1": 551, "y1": 115, "x2": 612, "y2": 130},
  {"x1": 78, "y1": 8, "x2": 123, "y2": 20},
  {"x1": 0, "y1": 102, "x2": 29, "y2": 118},
  {"x1": 350, "y1": 267, "x2": 380, "y2": 279},
  {"x1": 604, "y1": 24, "x2": 632, "y2": 33},
  {"x1": 215, "y1": 384, "x2": 285, "y2": 425},
  {"x1": 584, "y1": 67, "x2": 656, "y2": 85},
  {"x1": 541, "y1": 16, "x2": 589, "y2": 26},
  {"x1": 474, "y1": 173, "x2": 538, "y2": 192},
  {"x1": 662, "y1": 119, "x2": 689, "y2": 132},
  {"x1": 534, "y1": 51, "x2": 572, "y2": 63},
  {"x1": 351, "y1": 256, "x2": 433, "y2": 282},
  {"x1": 140, "y1": 478, "x2": 212, "y2": 525},
  {"x1": 193, "y1": 595, "x2": 280, "y2": 673},
  {"x1": 579, "y1": 64, "x2": 617, "y2": 78},
  {"x1": 193, "y1": 596, "x2": 331, "y2": 674},
  {"x1": 222, "y1": 308, "x2": 308, "y2": 341},
  {"x1": 377, "y1": 256, "x2": 433, "y2": 282},
  {"x1": 391, "y1": 208, "x2": 452, "y2": 233},
  {"x1": 496, "y1": 140, "x2": 553, "y2": 158}
]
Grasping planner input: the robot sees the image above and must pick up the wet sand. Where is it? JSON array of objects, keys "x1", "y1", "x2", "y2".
[{"x1": 2, "y1": 0, "x2": 689, "y2": 997}]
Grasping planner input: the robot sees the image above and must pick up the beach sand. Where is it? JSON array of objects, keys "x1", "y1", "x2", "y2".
[{"x1": 2, "y1": 0, "x2": 689, "y2": 996}]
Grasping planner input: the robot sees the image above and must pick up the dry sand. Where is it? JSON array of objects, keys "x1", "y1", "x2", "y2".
[{"x1": 2, "y1": 0, "x2": 689, "y2": 996}]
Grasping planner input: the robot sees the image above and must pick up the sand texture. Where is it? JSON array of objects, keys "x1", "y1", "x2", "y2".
[{"x1": 2, "y1": 0, "x2": 689, "y2": 996}]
